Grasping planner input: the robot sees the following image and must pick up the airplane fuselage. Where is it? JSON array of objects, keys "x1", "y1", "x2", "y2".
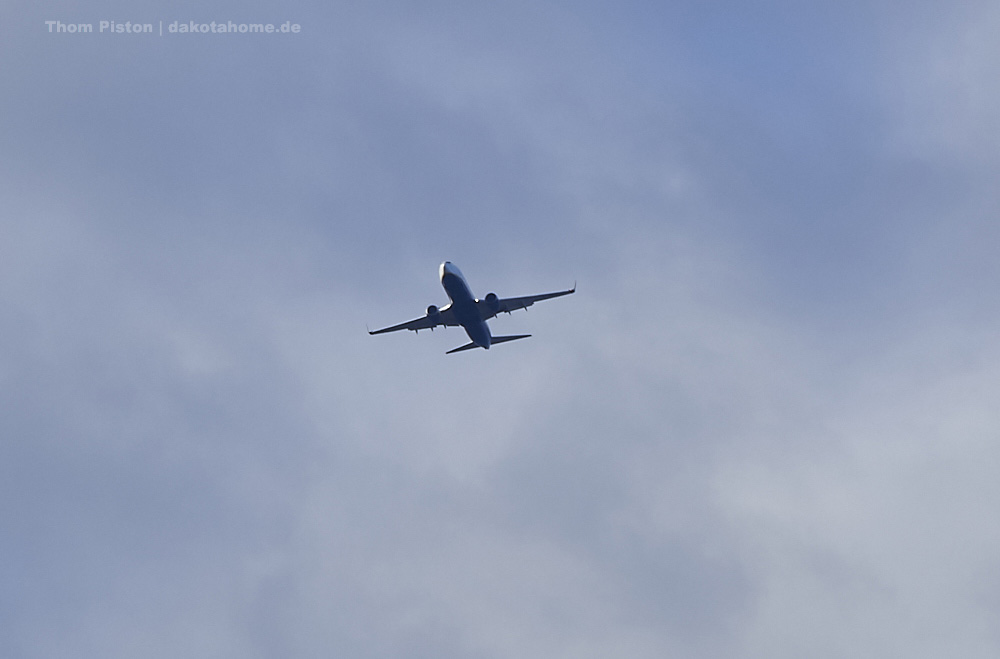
[{"x1": 440, "y1": 261, "x2": 492, "y2": 349}]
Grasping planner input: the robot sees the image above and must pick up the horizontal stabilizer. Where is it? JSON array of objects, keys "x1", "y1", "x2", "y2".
[
  {"x1": 446, "y1": 341, "x2": 480, "y2": 354},
  {"x1": 445, "y1": 334, "x2": 532, "y2": 354},
  {"x1": 490, "y1": 334, "x2": 531, "y2": 345}
]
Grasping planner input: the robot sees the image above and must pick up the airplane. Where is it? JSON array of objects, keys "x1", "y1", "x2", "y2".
[{"x1": 369, "y1": 261, "x2": 575, "y2": 353}]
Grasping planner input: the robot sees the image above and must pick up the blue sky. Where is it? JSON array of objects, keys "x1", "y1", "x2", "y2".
[{"x1": 3, "y1": 1, "x2": 1000, "y2": 657}]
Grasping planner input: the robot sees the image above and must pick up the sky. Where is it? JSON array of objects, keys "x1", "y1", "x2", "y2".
[{"x1": 3, "y1": 1, "x2": 1000, "y2": 657}]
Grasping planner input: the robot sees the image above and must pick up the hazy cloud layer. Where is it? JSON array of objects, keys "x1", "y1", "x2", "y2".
[{"x1": 3, "y1": 2, "x2": 1000, "y2": 657}]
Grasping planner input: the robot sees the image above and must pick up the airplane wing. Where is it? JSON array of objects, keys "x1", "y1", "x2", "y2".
[
  {"x1": 368, "y1": 304, "x2": 459, "y2": 334},
  {"x1": 478, "y1": 284, "x2": 576, "y2": 320}
]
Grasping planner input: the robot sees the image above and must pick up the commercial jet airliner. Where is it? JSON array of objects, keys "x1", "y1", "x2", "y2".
[{"x1": 369, "y1": 262, "x2": 575, "y2": 353}]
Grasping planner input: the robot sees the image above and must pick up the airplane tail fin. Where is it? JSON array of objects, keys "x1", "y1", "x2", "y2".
[{"x1": 446, "y1": 334, "x2": 531, "y2": 354}]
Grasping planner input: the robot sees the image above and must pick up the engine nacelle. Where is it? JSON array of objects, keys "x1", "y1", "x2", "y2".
[
  {"x1": 484, "y1": 292, "x2": 500, "y2": 312},
  {"x1": 426, "y1": 305, "x2": 440, "y2": 317}
]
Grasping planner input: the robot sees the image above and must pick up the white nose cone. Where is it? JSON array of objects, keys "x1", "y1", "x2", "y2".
[{"x1": 440, "y1": 261, "x2": 463, "y2": 281}]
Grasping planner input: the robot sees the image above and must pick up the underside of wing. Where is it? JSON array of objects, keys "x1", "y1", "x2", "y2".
[
  {"x1": 482, "y1": 284, "x2": 576, "y2": 319},
  {"x1": 369, "y1": 304, "x2": 458, "y2": 334}
]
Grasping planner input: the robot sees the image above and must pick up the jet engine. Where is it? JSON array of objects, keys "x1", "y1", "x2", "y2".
[
  {"x1": 426, "y1": 305, "x2": 440, "y2": 317},
  {"x1": 484, "y1": 292, "x2": 500, "y2": 312}
]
